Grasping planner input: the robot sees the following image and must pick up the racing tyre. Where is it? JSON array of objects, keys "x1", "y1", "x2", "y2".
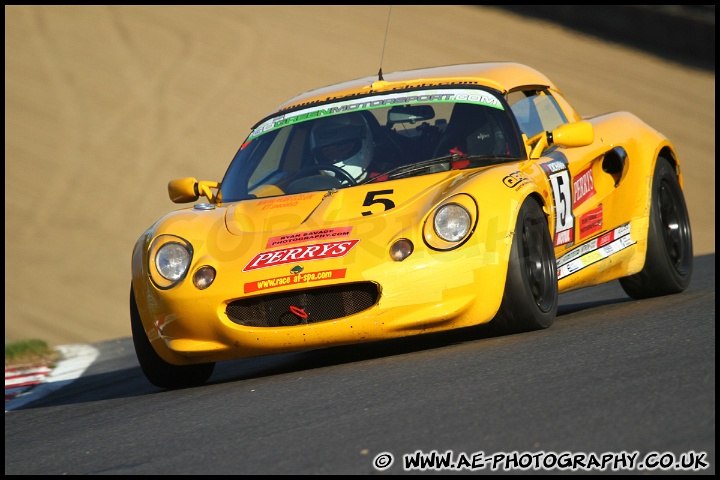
[
  {"x1": 493, "y1": 197, "x2": 558, "y2": 334},
  {"x1": 619, "y1": 157, "x2": 693, "y2": 299},
  {"x1": 130, "y1": 285, "x2": 215, "y2": 389}
]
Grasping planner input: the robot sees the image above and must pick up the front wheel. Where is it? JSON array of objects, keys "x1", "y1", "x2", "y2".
[
  {"x1": 619, "y1": 157, "x2": 693, "y2": 299},
  {"x1": 492, "y1": 197, "x2": 558, "y2": 334},
  {"x1": 130, "y1": 285, "x2": 214, "y2": 389}
]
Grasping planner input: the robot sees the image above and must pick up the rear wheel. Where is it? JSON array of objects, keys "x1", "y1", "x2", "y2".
[
  {"x1": 619, "y1": 157, "x2": 693, "y2": 299},
  {"x1": 130, "y1": 285, "x2": 214, "y2": 389},
  {"x1": 493, "y1": 197, "x2": 558, "y2": 334}
]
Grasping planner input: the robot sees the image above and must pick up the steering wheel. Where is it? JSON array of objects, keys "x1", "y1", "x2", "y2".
[{"x1": 294, "y1": 164, "x2": 357, "y2": 186}]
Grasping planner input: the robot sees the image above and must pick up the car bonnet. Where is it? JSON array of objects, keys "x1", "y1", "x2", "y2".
[{"x1": 223, "y1": 171, "x2": 469, "y2": 236}]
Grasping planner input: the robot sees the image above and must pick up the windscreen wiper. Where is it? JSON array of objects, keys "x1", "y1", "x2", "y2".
[{"x1": 362, "y1": 154, "x2": 517, "y2": 184}]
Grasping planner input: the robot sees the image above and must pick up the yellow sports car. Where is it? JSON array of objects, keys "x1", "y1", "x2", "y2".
[{"x1": 131, "y1": 62, "x2": 693, "y2": 388}]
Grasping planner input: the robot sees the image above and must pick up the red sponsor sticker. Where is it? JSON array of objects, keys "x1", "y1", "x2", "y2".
[
  {"x1": 598, "y1": 230, "x2": 615, "y2": 247},
  {"x1": 266, "y1": 226, "x2": 353, "y2": 248},
  {"x1": 573, "y1": 167, "x2": 596, "y2": 208},
  {"x1": 243, "y1": 240, "x2": 359, "y2": 272},
  {"x1": 244, "y1": 268, "x2": 347, "y2": 293},
  {"x1": 579, "y1": 205, "x2": 603, "y2": 239}
]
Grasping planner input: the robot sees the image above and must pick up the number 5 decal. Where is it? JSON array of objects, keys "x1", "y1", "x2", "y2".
[
  {"x1": 362, "y1": 190, "x2": 395, "y2": 216},
  {"x1": 548, "y1": 170, "x2": 575, "y2": 246}
]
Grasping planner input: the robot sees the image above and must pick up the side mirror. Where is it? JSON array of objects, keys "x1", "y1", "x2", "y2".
[
  {"x1": 550, "y1": 121, "x2": 594, "y2": 147},
  {"x1": 527, "y1": 121, "x2": 594, "y2": 159},
  {"x1": 168, "y1": 178, "x2": 219, "y2": 203}
]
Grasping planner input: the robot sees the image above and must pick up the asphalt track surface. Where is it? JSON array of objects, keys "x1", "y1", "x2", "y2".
[{"x1": 4, "y1": 5, "x2": 715, "y2": 475}]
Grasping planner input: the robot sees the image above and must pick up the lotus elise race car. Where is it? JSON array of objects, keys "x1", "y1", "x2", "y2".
[{"x1": 131, "y1": 62, "x2": 693, "y2": 388}]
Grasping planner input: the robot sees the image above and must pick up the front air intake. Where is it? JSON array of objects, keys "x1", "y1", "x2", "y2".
[{"x1": 226, "y1": 282, "x2": 380, "y2": 327}]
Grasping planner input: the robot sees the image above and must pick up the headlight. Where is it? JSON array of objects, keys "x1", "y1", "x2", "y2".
[
  {"x1": 434, "y1": 203, "x2": 471, "y2": 242},
  {"x1": 423, "y1": 194, "x2": 478, "y2": 250},
  {"x1": 156, "y1": 242, "x2": 191, "y2": 281},
  {"x1": 149, "y1": 235, "x2": 193, "y2": 289}
]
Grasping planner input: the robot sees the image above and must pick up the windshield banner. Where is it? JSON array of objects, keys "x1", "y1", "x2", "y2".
[{"x1": 249, "y1": 88, "x2": 504, "y2": 139}]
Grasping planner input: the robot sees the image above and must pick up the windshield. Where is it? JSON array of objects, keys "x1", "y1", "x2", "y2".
[{"x1": 220, "y1": 87, "x2": 522, "y2": 202}]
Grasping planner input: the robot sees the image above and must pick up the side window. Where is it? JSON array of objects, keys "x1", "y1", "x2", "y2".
[{"x1": 509, "y1": 89, "x2": 568, "y2": 138}]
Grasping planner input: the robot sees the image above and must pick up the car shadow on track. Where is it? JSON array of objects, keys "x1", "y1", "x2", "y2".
[{"x1": 13, "y1": 254, "x2": 713, "y2": 410}]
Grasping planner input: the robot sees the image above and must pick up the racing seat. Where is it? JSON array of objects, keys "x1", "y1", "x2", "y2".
[{"x1": 433, "y1": 103, "x2": 505, "y2": 158}]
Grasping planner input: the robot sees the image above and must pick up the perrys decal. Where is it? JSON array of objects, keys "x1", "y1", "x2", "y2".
[
  {"x1": 266, "y1": 226, "x2": 353, "y2": 248},
  {"x1": 243, "y1": 240, "x2": 359, "y2": 272},
  {"x1": 541, "y1": 159, "x2": 575, "y2": 246},
  {"x1": 572, "y1": 167, "x2": 596, "y2": 208},
  {"x1": 579, "y1": 205, "x2": 603, "y2": 239},
  {"x1": 244, "y1": 268, "x2": 347, "y2": 293},
  {"x1": 556, "y1": 223, "x2": 634, "y2": 279}
]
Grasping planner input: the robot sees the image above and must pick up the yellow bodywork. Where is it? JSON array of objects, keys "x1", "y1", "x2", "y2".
[
  {"x1": 133, "y1": 170, "x2": 521, "y2": 365},
  {"x1": 131, "y1": 62, "x2": 682, "y2": 366}
]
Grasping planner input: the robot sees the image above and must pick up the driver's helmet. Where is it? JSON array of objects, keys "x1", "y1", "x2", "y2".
[{"x1": 310, "y1": 112, "x2": 374, "y2": 182}]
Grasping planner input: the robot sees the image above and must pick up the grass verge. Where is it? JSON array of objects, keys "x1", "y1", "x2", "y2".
[{"x1": 5, "y1": 339, "x2": 61, "y2": 368}]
